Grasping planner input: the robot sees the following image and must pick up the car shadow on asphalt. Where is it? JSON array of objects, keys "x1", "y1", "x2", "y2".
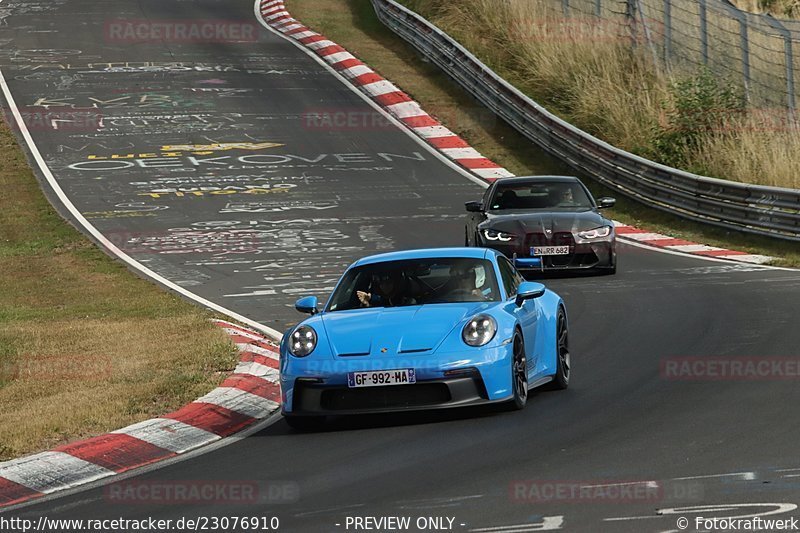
[
  {"x1": 522, "y1": 269, "x2": 611, "y2": 281},
  {"x1": 258, "y1": 390, "x2": 551, "y2": 436}
]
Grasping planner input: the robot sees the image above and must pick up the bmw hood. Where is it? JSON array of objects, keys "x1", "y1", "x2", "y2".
[
  {"x1": 480, "y1": 209, "x2": 610, "y2": 234},
  {"x1": 319, "y1": 303, "x2": 489, "y2": 357}
]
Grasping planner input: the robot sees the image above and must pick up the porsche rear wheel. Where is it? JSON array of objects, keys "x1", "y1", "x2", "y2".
[
  {"x1": 285, "y1": 415, "x2": 325, "y2": 431},
  {"x1": 508, "y1": 331, "x2": 528, "y2": 410},
  {"x1": 549, "y1": 308, "x2": 570, "y2": 390}
]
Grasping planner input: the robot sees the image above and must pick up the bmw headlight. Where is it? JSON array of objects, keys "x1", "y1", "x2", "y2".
[
  {"x1": 577, "y1": 226, "x2": 612, "y2": 240},
  {"x1": 289, "y1": 325, "x2": 317, "y2": 357},
  {"x1": 462, "y1": 314, "x2": 497, "y2": 347},
  {"x1": 483, "y1": 229, "x2": 515, "y2": 242}
]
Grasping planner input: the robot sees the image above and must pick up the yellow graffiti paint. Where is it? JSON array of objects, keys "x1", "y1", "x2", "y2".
[{"x1": 86, "y1": 142, "x2": 283, "y2": 160}]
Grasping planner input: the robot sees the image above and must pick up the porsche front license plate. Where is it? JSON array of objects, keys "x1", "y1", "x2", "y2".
[
  {"x1": 347, "y1": 369, "x2": 416, "y2": 388},
  {"x1": 532, "y1": 245, "x2": 570, "y2": 256}
]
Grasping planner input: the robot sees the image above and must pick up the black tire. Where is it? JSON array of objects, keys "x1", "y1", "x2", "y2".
[
  {"x1": 600, "y1": 250, "x2": 617, "y2": 275},
  {"x1": 607, "y1": 250, "x2": 617, "y2": 274},
  {"x1": 284, "y1": 415, "x2": 325, "y2": 431},
  {"x1": 548, "y1": 308, "x2": 570, "y2": 390},
  {"x1": 464, "y1": 228, "x2": 470, "y2": 246},
  {"x1": 507, "y1": 331, "x2": 528, "y2": 410}
]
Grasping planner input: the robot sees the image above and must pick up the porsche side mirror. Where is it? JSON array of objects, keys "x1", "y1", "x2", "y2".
[
  {"x1": 465, "y1": 201, "x2": 483, "y2": 213},
  {"x1": 598, "y1": 197, "x2": 616, "y2": 209},
  {"x1": 295, "y1": 295, "x2": 319, "y2": 315},
  {"x1": 515, "y1": 282, "x2": 546, "y2": 306}
]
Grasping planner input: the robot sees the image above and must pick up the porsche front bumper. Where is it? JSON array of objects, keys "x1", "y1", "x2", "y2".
[{"x1": 280, "y1": 345, "x2": 515, "y2": 415}]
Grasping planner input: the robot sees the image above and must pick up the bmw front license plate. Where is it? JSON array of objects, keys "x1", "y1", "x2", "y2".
[
  {"x1": 532, "y1": 245, "x2": 570, "y2": 256},
  {"x1": 347, "y1": 369, "x2": 416, "y2": 388}
]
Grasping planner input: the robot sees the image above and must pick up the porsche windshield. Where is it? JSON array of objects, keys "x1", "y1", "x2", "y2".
[
  {"x1": 489, "y1": 181, "x2": 593, "y2": 210},
  {"x1": 327, "y1": 258, "x2": 501, "y2": 311}
]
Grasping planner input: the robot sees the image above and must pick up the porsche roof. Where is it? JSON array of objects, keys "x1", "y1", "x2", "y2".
[{"x1": 352, "y1": 247, "x2": 494, "y2": 267}]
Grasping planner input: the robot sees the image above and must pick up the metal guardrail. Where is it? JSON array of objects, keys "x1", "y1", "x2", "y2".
[{"x1": 371, "y1": 0, "x2": 800, "y2": 242}]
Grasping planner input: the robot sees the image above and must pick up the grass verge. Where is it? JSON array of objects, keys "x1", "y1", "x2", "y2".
[
  {"x1": 284, "y1": 0, "x2": 800, "y2": 267},
  {"x1": 0, "y1": 117, "x2": 238, "y2": 461}
]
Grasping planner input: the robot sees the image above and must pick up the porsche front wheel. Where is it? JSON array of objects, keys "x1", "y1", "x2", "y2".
[
  {"x1": 549, "y1": 308, "x2": 570, "y2": 390},
  {"x1": 508, "y1": 331, "x2": 528, "y2": 410}
]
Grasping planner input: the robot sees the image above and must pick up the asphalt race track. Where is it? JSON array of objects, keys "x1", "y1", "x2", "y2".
[{"x1": 2, "y1": 0, "x2": 800, "y2": 531}]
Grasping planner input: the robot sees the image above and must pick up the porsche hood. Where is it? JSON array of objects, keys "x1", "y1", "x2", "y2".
[{"x1": 319, "y1": 303, "x2": 489, "y2": 357}]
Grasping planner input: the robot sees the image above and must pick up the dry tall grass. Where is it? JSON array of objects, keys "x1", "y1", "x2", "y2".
[
  {"x1": 406, "y1": 0, "x2": 800, "y2": 189},
  {"x1": 0, "y1": 116, "x2": 239, "y2": 460},
  {"x1": 732, "y1": 0, "x2": 800, "y2": 17}
]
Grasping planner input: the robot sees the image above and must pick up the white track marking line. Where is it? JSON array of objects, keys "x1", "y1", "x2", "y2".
[
  {"x1": 0, "y1": 452, "x2": 114, "y2": 493},
  {"x1": 619, "y1": 238, "x2": 795, "y2": 271},
  {"x1": 235, "y1": 343, "x2": 279, "y2": 358},
  {"x1": 253, "y1": 0, "x2": 489, "y2": 188},
  {"x1": 604, "y1": 516, "x2": 661, "y2": 521},
  {"x1": 361, "y1": 80, "x2": 402, "y2": 97},
  {"x1": 0, "y1": 72, "x2": 283, "y2": 338},
  {"x1": 413, "y1": 125, "x2": 458, "y2": 138},
  {"x1": 112, "y1": 418, "x2": 220, "y2": 454},
  {"x1": 672, "y1": 472, "x2": 756, "y2": 481},
  {"x1": 339, "y1": 64, "x2": 373, "y2": 78},
  {"x1": 580, "y1": 480, "x2": 659, "y2": 489},
  {"x1": 470, "y1": 517, "x2": 564, "y2": 532},
  {"x1": 233, "y1": 361, "x2": 280, "y2": 381},
  {"x1": 193, "y1": 387, "x2": 279, "y2": 418},
  {"x1": 441, "y1": 147, "x2": 484, "y2": 159}
]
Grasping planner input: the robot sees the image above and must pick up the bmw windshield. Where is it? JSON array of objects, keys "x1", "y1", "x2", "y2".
[
  {"x1": 489, "y1": 181, "x2": 594, "y2": 210},
  {"x1": 326, "y1": 258, "x2": 501, "y2": 312}
]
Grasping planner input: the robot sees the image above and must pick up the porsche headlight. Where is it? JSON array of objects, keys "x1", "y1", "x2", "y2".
[
  {"x1": 577, "y1": 226, "x2": 612, "y2": 240},
  {"x1": 289, "y1": 325, "x2": 317, "y2": 357},
  {"x1": 483, "y1": 229, "x2": 515, "y2": 242},
  {"x1": 462, "y1": 314, "x2": 497, "y2": 347}
]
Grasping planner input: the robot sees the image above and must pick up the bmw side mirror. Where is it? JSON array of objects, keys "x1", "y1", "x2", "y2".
[
  {"x1": 515, "y1": 282, "x2": 546, "y2": 306},
  {"x1": 295, "y1": 296, "x2": 318, "y2": 315},
  {"x1": 598, "y1": 197, "x2": 616, "y2": 209},
  {"x1": 465, "y1": 201, "x2": 483, "y2": 213}
]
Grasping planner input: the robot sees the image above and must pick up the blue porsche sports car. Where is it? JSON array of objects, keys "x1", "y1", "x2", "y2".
[{"x1": 279, "y1": 247, "x2": 570, "y2": 429}]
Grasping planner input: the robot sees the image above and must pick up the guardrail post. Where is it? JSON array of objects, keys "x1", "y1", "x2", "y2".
[
  {"x1": 625, "y1": 0, "x2": 638, "y2": 49},
  {"x1": 738, "y1": 18, "x2": 751, "y2": 103},
  {"x1": 594, "y1": 0, "x2": 602, "y2": 17},
  {"x1": 699, "y1": 0, "x2": 709, "y2": 65},
  {"x1": 562, "y1": 0, "x2": 570, "y2": 17},
  {"x1": 720, "y1": 0, "x2": 751, "y2": 103},
  {"x1": 371, "y1": 0, "x2": 800, "y2": 241},
  {"x1": 663, "y1": 0, "x2": 672, "y2": 63},
  {"x1": 637, "y1": 0, "x2": 662, "y2": 71},
  {"x1": 765, "y1": 15, "x2": 796, "y2": 120}
]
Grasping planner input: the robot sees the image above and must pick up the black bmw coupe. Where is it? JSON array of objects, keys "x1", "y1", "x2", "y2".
[{"x1": 465, "y1": 176, "x2": 617, "y2": 274}]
